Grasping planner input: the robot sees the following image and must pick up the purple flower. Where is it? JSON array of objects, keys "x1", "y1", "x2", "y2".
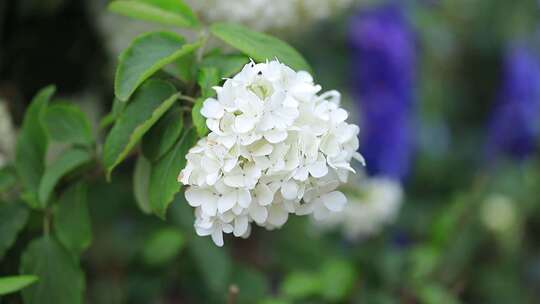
[
  {"x1": 486, "y1": 45, "x2": 540, "y2": 161},
  {"x1": 349, "y1": 4, "x2": 416, "y2": 181}
]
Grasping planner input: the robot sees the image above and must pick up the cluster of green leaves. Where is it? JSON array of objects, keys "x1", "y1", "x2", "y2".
[
  {"x1": 0, "y1": 0, "x2": 313, "y2": 302},
  {"x1": 0, "y1": 86, "x2": 94, "y2": 303}
]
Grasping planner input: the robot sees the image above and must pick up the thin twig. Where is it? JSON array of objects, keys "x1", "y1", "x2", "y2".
[{"x1": 227, "y1": 284, "x2": 239, "y2": 304}]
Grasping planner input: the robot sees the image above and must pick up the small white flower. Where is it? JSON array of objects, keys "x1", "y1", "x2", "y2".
[
  {"x1": 315, "y1": 176, "x2": 403, "y2": 240},
  {"x1": 0, "y1": 101, "x2": 16, "y2": 168},
  {"x1": 179, "y1": 60, "x2": 362, "y2": 246}
]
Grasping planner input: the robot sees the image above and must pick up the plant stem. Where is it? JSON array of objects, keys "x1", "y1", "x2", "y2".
[{"x1": 227, "y1": 285, "x2": 239, "y2": 304}]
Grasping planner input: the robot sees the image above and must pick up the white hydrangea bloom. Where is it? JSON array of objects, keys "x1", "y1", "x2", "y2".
[
  {"x1": 315, "y1": 176, "x2": 403, "y2": 240},
  {"x1": 186, "y1": 0, "x2": 355, "y2": 32},
  {"x1": 0, "y1": 101, "x2": 16, "y2": 168},
  {"x1": 179, "y1": 60, "x2": 363, "y2": 246}
]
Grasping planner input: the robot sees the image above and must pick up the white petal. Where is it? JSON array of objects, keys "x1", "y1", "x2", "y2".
[
  {"x1": 264, "y1": 129, "x2": 288, "y2": 143},
  {"x1": 235, "y1": 115, "x2": 256, "y2": 133},
  {"x1": 201, "y1": 99, "x2": 224, "y2": 119},
  {"x1": 237, "y1": 189, "x2": 252, "y2": 208},
  {"x1": 185, "y1": 188, "x2": 212, "y2": 207},
  {"x1": 281, "y1": 180, "x2": 299, "y2": 200},
  {"x1": 201, "y1": 199, "x2": 218, "y2": 216},
  {"x1": 255, "y1": 183, "x2": 274, "y2": 206},
  {"x1": 233, "y1": 216, "x2": 249, "y2": 237},
  {"x1": 322, "y1": 191, "x2": 347, "y2": 212},
  {"x1": 267, "y1": 205, "x2": 288, "y2": 227},
  {"x1": 218, "y1": 192, "x2": 236, "y2": 213},
  {"x1": 249, "y1": 205, "x2": 268, "y2": 224},
  {"x1": 211, "y1": 229, "x2": 224, "y2": 247},
  {"x1": 224, "y1": 174, "x2": 245, "y2": 188},
  {"x1": 308, "y1": 160, "x2": 328, "y2": 178}
]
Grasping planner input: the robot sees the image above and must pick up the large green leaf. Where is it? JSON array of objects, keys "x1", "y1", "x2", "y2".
[
  {"x1": 43, "y1": 103, "x2": 93, "y2": 147},
  {"x1": 0, "y1": 166, "x2": 17, "y2": 194},
  {"x1": 38, "y1": 148, "x2": 92, "y2": 206},
  {"x1": 103, "y1": 79, "x2": 178, "y2": 178},
  {"x1": 54, "y1": 182, "x2": 92, "y2": 255},
  {"x1": 142, "y1": 106, "x2": 184, "y2": 161},
  {"x1": 197, "y1": 67, "x2": 220, "y2": 98},
  {"x1": 133, "y1": 155, "x2": 152, "y2": 214},
  {"x1": 148, "y1": 128, "x2": 197, "y2": 218},
  {"x1": 200, "y1": 53, "x2": 248, "y2": 78},
  {"x1": 15, "y1": 85, "x2": 55, "y2": 208},
  {"x1": 108, "y1": 0, "x2": 198, "y2": 28},
  {"x1": 0, "y1": 203, "x2": 29, "y2": 259},
  {"x1": 0, "y1": 275, "x2": 38, "y2": 295},
  {"x1": 19, "y1": 236, "x2": 84, "y2": 304},
  {"x1": 210, "y1": 23, "x2": 311, "y2": 73},
  {"x1": 114, "y1": 31, "x2": 199, "y2": 101},
  {"x1": 191, "y1": 98, "x2": 208, "y2": 138}
]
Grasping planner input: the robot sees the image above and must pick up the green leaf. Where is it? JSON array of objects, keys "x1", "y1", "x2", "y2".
[
  {"x1": 188, "y1": 236, "x2": 231, "y2": 293},
  {"x1": 54, "y1": 182, "x2": 92, "y2": 255},
  {"x1": 43, "y1": 103, "x2": 93, "y2": 147},
  {"x1": 15, "y1": 85, "x2": 55, "y2": 208},
  {"x1": 0, "y1": 166, "x2": 17, "y2": 194},
  {"x1": 192, "y1": 98, "x2": 208, "y2": 138},
  {"x1": 281, "y1": 271, "x2": 321, "y2": 300},
  {"x1": 0, "y1": 203, "x2": 29, "y2": 259},
  {"x1": 142, "y1": 106, "x2": 184, "y2": 161},
  {"x1": 210, "y1": 23, "x2": 311, "y2": 73},
  {"x1": 319, "y1": 259, "x2": 357, "y2": 301},
  {"x1": 148, "y1": 128, "x2": 197, "y2": 218},
  {"x1": 231, "y1": 266, "x2": 269, "y2": 304},
  {"x1": 133, "y1": 155, "x2": 152, "y2": 214},
  {"x1": 108, "y1": 0, "x2": 198, "y2": 28},
  {"x1": 38, "y1": 148, "x2": 92, "y2": 206},
  {"x1": 0, "y1": 275, "x2": 38, "y2": 295},
  {"x1": 114, "y1": 31, "x2": 199, "y2": 101},
  {"x1": 141, "y1": 228, "x2": 184, "y2": 266},
  {"x1": 100, "y1": 98, "x2": 126, "y2": 129},
  {"x1": 198, "y1": 67, "x2": 220, "y2": 98},
  {"x1": 201, "y1": 53, "x2": 248, "y2": 78},
  {"x1": 19, "y1": 236, "x2": 85, "y2": 304},
  {"x1": 103, "y1": 79, "x2": 178, "y2": 178}
]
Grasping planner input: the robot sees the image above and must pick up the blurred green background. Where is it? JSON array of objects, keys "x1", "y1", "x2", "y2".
[{"x1": 2, "y1": 0, "x2": 540, "y2": 303}]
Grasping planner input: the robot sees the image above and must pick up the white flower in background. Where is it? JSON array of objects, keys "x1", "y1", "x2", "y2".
[
  {"x1": 179, "y1": 60, "x2": 363, "y2": 246},
  {"x1": 186, "y1": 0, "x2": 355, "y2": 32},
  {"x1": 481, "y1": 194, "x2": 517, "y2": 234},
  {"x1": 315, "y1": 176, "x2": 403, "y2": 240},
  {"x1": 0, "y1": 100, "x2": 16, "y2": 168}
]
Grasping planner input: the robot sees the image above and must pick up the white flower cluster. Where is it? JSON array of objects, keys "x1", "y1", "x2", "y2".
[
  {"x1": 179, "y1": 60, "x2": 363, "y2": 246},
  {"x1": 0, "y1": 100, "x2": 16, "y2": 168},
  {"x1": 315, "y1": 176, "x2": 403, "y2": 240},
  {"x1": 186, "y1": 0, "x2": 354, "y2": 32}
]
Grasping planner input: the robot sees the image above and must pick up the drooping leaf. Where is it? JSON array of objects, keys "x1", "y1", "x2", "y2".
[
  {"x1": 141, "y1": 228, "x2": 184, "y2": 266},
  {"x1": 103, "y1": 79, "x2": 178, "y2": 178},
  {"x1": 114, "y1": 31, "x2": 199, "y2": 101},
  {"x1": 0, "y1": 166, "x2": 17, "y2": 194},
  {"x1": 15, "y1": 85, "x2": 55, "y2": 208},
  {"x1": 200, "y1": 53, "x2": 248, "y2": 78},
  {"x1": 43, "y1": 103, "x2": 93, "y2": 147},
  {"x1": 142, "y1": 106, "x2": 184, "y2": 161},
  {"x1": 210, "y1": 23, "x2": 311, "y2": 73},
  {"x1": 100, "y1": 98, "x2": 126, "y2": 129},
  {"x1": 19, "y1": 236, "x2": 85, "y2": 304},
  {"x1": 38, "y1": 148, "x2": 92, "y2": 206},
  {"x1": 191, "y1": 98, "x2": 208, "y2": 138},
  {"x1": 148, "y1": 128, "x2": 197, "y2": 218},
  {"x1": 0, "y1": 275, "x2": 38, "y2": 295},
  {"x1": 133, "y1": 155, "x2": 152, "y2": 214},
  {"x1": 0, "y1": 203, "x2": 29, "y2": 259},
  {"x1": 54, "y1": 182, "x2": 92, "y2": 255},
  {"x1": 108, "y1": 0, "x2": 198, "y2": 28}
]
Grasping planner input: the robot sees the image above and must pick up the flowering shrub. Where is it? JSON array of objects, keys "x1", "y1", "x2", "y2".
[{"x1": 180, "y1": 60, "x2": 362, "y2": 246}]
